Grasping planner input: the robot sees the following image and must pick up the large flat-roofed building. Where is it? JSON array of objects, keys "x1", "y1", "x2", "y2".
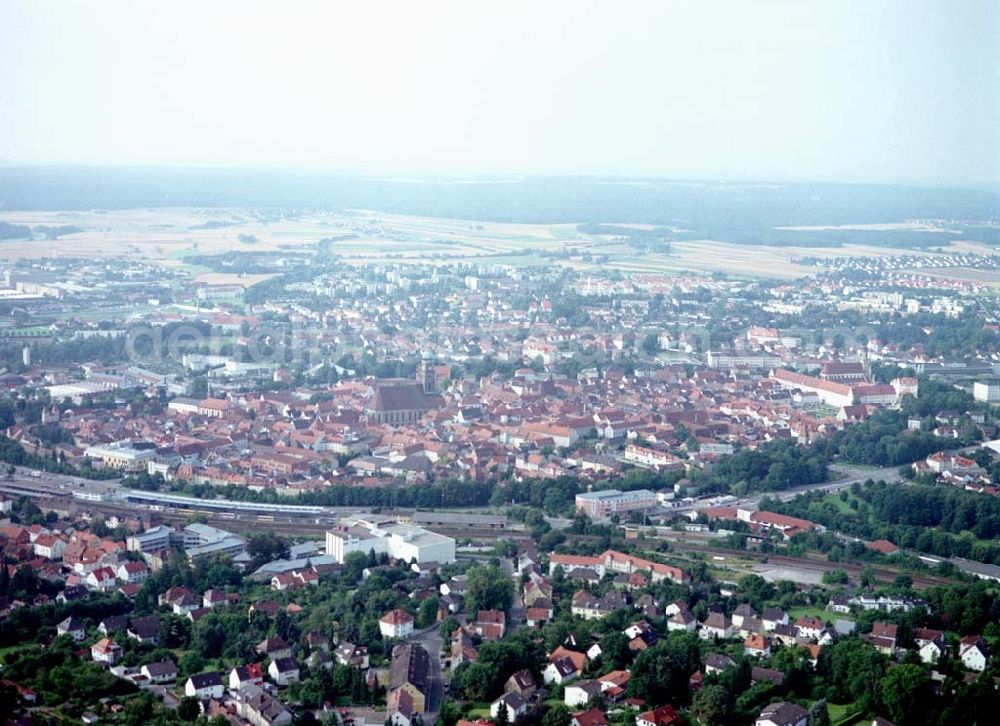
[
  {"x1": 84, "y1": 441, "x2": 158, "y2": 471},
  {"x1": 127, "y1": 522, "x2": 245, "y2": 562},
  {"x1": 325, "y1": 516, "x2": 456, "y2": 565},
  {"x1": 179, "y1": 523, "x2": 247, "y2": 562},
  {"x1": 575, "y1": 489, "x2": 656, "y2": 518},
  {"x1": 974, "y1": 380, "x2": 1000, "y2": 403},
  {"x1": 127, "y1": 524, "x2": 173, "y2": 553},
  {"x1": 707, "y1": 352, "x2": 782, "y2": 371}
]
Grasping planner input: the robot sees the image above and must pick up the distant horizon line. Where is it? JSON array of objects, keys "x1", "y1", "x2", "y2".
[{"x1": 0, "y1": 162, "x2": 997, "y2": 190}]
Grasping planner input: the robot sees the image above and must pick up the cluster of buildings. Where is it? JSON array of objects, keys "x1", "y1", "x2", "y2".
[
  {"x1": 325, "y1": 515, "x2": 456, "y2": 566},
  {"x1": 2, "y1": 248, "x2": 998, "y2": 513}
]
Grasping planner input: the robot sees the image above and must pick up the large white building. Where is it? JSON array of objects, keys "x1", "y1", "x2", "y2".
[
  {"x1": 707, "y1": 352, "x2": 782, "y2": 371},
  {"x1": 974, "y1": 380, "x2": 1000, "y2": 403},
  {"x1": 126, "y1": 523, "x2": 246, "y2": 562},
  {"x1": 574, "y1": 489, "x2": 656, "y2": 518},
  {"x1": 180, "y1": 523, "x2": 247, "y2": 562},
  {"x1": 325, "y1": 516, "x2": 455, "y2": 565},
  {"x1": 127, "y1": 524, "x2": 173, "y2": 553},
  {"x1": 83, "y1": 441, "x2": 158, "y2": 471}
]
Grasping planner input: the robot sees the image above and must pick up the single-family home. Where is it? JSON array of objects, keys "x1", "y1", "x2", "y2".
[
  {"x1": 379, "y1": 609, "x2": 415, "y2": 639},
  {"x1": 185, "y1": 671, "x2": 225, "y2": 700},
  {"x1": 564, "y1": 679, "x2": 603, "y2": 708},
  {"x1": 141, "y1": 660, "x2": 178, "y2": 685},
  {"x1": 491, "y1": 692, "x2": 529, "y2": 722},
  {"x1": 959, "y1": 636, "x2": 989, "y2": 672},
  {"x1": 755, "y1": 702, "x2": 808, "y2": 726},
  {"x1": 268, "y1": 657, "x2": 300, "y2": 687}
]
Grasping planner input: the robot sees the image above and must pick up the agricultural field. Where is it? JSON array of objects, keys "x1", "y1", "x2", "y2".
[
  {"x1": 1, "y1": 207, "x2": 995, "y2": 283},
  {"x1": 902, "y1": 266, "x2": 1000, "y2": 289}
]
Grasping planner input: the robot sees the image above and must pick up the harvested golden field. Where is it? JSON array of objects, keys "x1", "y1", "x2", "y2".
[{"x1": 1, "y1": 208, "x2": 988, "y2": 282}]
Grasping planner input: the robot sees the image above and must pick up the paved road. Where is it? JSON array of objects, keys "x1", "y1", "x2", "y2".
[
  {"x1": 501, "y1": 558, "x2": 525, "y2": 632},
  {"x1": 745, "y1": 463, "x2": 904, "y2": 505}
]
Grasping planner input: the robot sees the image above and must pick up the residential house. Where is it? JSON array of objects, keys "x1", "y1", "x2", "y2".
[
  {"x1": 335, "y1": 642, "x2": 370, "y2": 670},
  {"x1": 116, "y1": 561, "x2": 148, "y2": 584},
  {"x1": 959, "y1": 636, "x2": 989, "y2": 672},
  {"x1": 827, "y1": 595, "x2": 850, "y2": 614},
  {"x1": 700, "y1": 612, "x2": 733, "y2": 640},
  {"x1": 268, "y1": 657, "x2": 301, "y2": 687},
  {"x1": 704, "y1": 653, "x2": 735, "y2": 675},
  {"x1": 864, "y1": 622, "x2": 898, "y2": 655},
  {"x1": 127, "y1": 615, "x2": 161, "y2": 645},
  {"x1": 230, "y1": 663, "x2": 265, "y2": 690},
  {"x1": 476, "y1": 610, "x2": 506, "y2": 640},
  {"x1": 141, "y1": 660, "x2": 178, "y2": 685},
  {"x1": 751, "y1": 668, "x2": 786, "y2": 687},
  {"x1": 761, "y1": 608, "x2": 789, "y2": 631},
  {"x1": 85, "y1": 566, "x2": 117, "y2": 592},
  {"x1": 203, "y1": 589, "x2": 234, "y2": 609},
  {"x1": 565, "y1": 679, "x2": 603, "y2": 708},
  {"x1": 793, "y1": 616, "x2": 824, "y2": 641},
  {"x1": 755, "y1": 702, "x2": 808, "y2": 726},
  {"x1": 491, "y1": 692, "x2": 529, "y2": 722},
  {"x1": 90, "y1": 637, "x2": 121, "y2": 666},
  {"x1": 544, "y1": 656, "x2": 579, "y2": 686},
  {"x1": 572, "y1": 707, "x2": 608, "y2": 726},
  {"x1": 389, "y1": 643, "x2": 429, "y2": 715},
  {"x1": 380, "y1": 608, "x2": 415, "y2": 639},
  {"x1": 32, "y1": 534, "x2": 66, "y2": 560},
  {"x1": 185, "y1": 671, "x2": 225, "y2": 700},
  {"x1": 596, "y1": 670, "x2": 631, "y2": 702},
  {"x1": 635, "y1": 705, "x2": 678, "y2": 726},
  {"x1": 666, "y1": 606, "x2": 696, "y2": 633},
  {"x1": 234, "y1": 686, "x2": 293, "y2": 726},
  {"x1": 256, "y1": 636, "x2": 292, "y2": 661},
  {"x1": 504, "y1": 670, "x2": 537, "y2": 700},
  {"x1": 914, "y1": 628, "x2": 946, "y2": 665},
  {"x1": 744, "y1": 634, "x2": 772, "y2": 658},
  {"x1": 732, "y1": 603, "x2": 758, "y2": 629},
  {"x1": 57, "y1": 615, "x2": 86, "y2": 642}
]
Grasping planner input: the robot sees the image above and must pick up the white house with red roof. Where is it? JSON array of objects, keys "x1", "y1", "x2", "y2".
[
  {"x1": 636, "y1": 704, "x2": 678, "y2": 726},
  {"x1": 32, "y1": 534, "x2": 66, "y2": 560},
  {"x1": 85, "y1": 566, "x2": 118, "y2": 592},
  {"x1": 379, "y1": 608, "x2": 415, "y2": 639},
  {"x1": 116, "y1": 561, "x2": 148, "y2": 584},
  {"x1": 90, "y1": 637, "x2": 121, "y2": 665}
]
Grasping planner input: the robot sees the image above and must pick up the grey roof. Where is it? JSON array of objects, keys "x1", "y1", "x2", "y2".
[
  {"x1": 833, "y1": 619, "x2": 856, "y2": 635},
  {"x1": 751, "y1": 667, "x2": 786, "y2": 686},
  {"x1": 497, "y1": 691, "x2": 526, "y2": 709},
  {"x1": 143, "y1": 660, "x2": 177, "y2": 676},
  {"x1": 569, "y1": 679, "x2": 603, "y2": 696},
  {"x1": 759, "y1": 701, "x2": 808, "y2": 726},
  {"x1": 59, "y1": 615, "x2": 85, "y2": 631},
  {"x1": 410, "y1": 511, "x2": 508, "y2": 527},
  {"x1": 252, "y1": 554, "x2": 338, "y2": 576},
  {"x1": 705, "y1": 653, "x2": 734, "y2": 670},
  {"x1": 188, "y1": 671, "x2": 223, "y2": 689},
  {"x1": 271, "y1": 657, "x2": 299, "y2": 673},
  {"x1": 389, "y1": 643, "x2": 428, "y2": 692},
  {"x1": 371, "y1": 382, "x2": 431, "y2": 412}
]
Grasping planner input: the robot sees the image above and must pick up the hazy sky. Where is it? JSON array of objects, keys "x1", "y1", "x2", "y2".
[{"x1": 1, "y1": 0, "x2": 997, "y2": 183}]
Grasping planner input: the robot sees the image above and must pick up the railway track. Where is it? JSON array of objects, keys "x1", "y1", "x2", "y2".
[{"x1": 8, "y1": 482, "x2": 953, "y2": 589}]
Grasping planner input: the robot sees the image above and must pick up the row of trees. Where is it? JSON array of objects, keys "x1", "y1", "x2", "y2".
[{"x1": 768, "y1": 481, "x2": 1000, "y2": 565}]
